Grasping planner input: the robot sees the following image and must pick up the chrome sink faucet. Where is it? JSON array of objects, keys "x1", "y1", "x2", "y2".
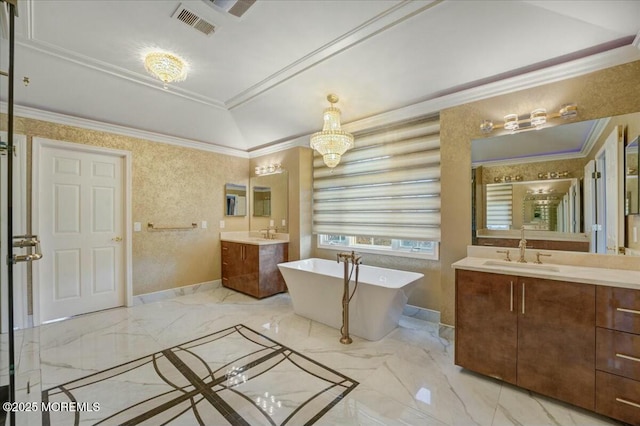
[{"x1": 518, "y1": 226, "x2": 527, "y2": 263}]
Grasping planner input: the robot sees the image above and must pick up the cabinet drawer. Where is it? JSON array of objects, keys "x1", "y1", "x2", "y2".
[
  {"x1": 597, "y1": 286, "x2": 640, "y2": 334},
  {"x1": 596, "y1": 371, "x2": 640, "y2": 426},
  {"x1": 597, "y1": 328, "x2": 640, "y2": 381}
]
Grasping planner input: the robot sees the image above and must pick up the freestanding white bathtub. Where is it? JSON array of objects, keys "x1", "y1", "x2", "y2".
[{"x1": 278, "y1": 258, "x2": 424, "y2": 341}]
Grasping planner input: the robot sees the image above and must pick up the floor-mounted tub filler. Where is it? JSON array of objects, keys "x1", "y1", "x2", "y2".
[{"x1": 278, "y1": 258, "x2": 424, "y2": 341}]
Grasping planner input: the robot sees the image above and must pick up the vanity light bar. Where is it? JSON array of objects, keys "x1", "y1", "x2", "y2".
[
  {"x1": 480, "y1": 103, "x2": 578, "y2": 134},
  {"x1": 537, "y1": 171, "x2": 570, "y2": 179},
  {"x1": 255, "y1": 163, "x2": 283, "y2": 176},
  {"x1": 493, "y1": 175, "x2": 522, "y2": 183}
]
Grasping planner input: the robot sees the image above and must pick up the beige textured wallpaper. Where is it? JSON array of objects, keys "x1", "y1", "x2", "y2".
[
  {"x1": 2, "y1": 115, "x2": 249, "y2": 297},
  {"x1": 440, "y1": 59, "x2": 640, "y2": 326}
]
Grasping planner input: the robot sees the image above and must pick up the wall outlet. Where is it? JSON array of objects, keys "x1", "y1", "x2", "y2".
[
  {"x1": 201, "y1": 220, "x2": 207, "y2": 229},
  {"x1": 269, "y1": 219, "x2": 275, "y2": 227},
  {"x1": 134, "y1": 222, "x2": 141, "y2": 232},
  {"x1": 634, "y1": 226, "x2": 638, "y2": 243},
  {"x1": 281, "y1": 219, "x2": 286, "y2": 226},
  {"x1": 219, "y1": 220, "x2": 225, "y2": 229}
]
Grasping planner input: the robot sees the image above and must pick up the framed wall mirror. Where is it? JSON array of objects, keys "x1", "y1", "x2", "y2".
[
  {"x1": 472, "y1": 111, "x2": 640, "y2": 254},
  {"x1": 250, "y1": 171, "x2": 288, "y2": 233},
  {"x1": 225, "y1": 183, "x2": 247, "y2": 216},
  {"x1": 626, "y1": 136, "x2": 639, "y2": 215}
]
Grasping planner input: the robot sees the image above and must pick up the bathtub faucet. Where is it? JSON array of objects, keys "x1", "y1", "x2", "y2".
[
  {"x1": 337, "y1": 251, "x2": 362, "y2": 265},
  {"x1": 337, "y1": 251, "x2": 362, "y2": 345}
]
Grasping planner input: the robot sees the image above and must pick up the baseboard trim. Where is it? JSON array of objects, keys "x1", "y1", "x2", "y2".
[
  {"x1": 403, "y1": 304, "x2": 440, "y2": 324},
  {"x1": 133, "y1": 280, "x2": 221, "y2": 306},
  {"x1": 438, "y1": 323, "x2": 455, "y2": 342}
]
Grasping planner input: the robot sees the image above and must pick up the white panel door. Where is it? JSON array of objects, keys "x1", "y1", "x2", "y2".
[
  {"x1": 603, "y1": 126, "x2": 624, "y2": 255},
  {"x1": 39, "y1": 145, "x2": 124, "y2": 322}
]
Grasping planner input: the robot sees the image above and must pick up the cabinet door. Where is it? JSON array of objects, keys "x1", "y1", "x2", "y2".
[
  {"x1": 238, "y1": 244, "x2": 260, "y2": 297},
  {"x1": 455, "y1": 270, "x2": 518, "y2": 384},
  {"x1": 517, "y1": 278, "x2": 595, "y2": 410},
  {"x1": 221, "y1": 242, "x2": 243, "y2": 289}
]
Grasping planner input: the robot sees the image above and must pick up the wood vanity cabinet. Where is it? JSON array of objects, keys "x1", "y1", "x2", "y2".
[
  {"x1": 595, "y1": 286, "x2": 640, "y2": 425},
  {"x1": 221, "y1": 241, "x2": 288, "y2": 298},
  {"x1": 455, "y1": 270, "x2": 596, "y2": 411}
]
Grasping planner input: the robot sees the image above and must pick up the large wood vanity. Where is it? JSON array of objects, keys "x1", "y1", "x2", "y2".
[
  {"x1": 453, "y1": 257, "x2": 640, "y2": 425},
  {"x1": 220, "y1": 233, "x2": 288, "y2": 298}
]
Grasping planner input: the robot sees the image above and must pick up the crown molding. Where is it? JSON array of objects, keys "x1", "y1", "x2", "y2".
[
  {"x1": 16, "y1": 38, "x2": 227, "y2": 110},
  {"x1": 341, "y1": 44, "x2": 640, "y2": 135},
  {"x1": 0, "y1": 103, "x2": 249, "y2": 158},
  {"x1": 256, "y1": 44, "x2": 640, "y2": 156},
  {"x1": 248, "y1": 134, "x2": 309, "y2": 158},
  {"x1": 226, "y1": 0, "x2": 443, "y2": 110},
  {"x1": 581, "y1": 117, "x2": 611, "y2": 157}
]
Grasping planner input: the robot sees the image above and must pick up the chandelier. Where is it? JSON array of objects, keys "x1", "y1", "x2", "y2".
[
  {"x1": 310, "y1": 94, "x2": 354, "y2": 168},
  {"x1": 144, "y1": 52, "x2": 188, "y2": 89}
]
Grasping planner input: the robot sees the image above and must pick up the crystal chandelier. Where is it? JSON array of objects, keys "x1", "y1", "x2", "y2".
[
  {"x1": 310, "y1": 94, "x2": 354, "y2": 168},
  {"x1": 144, "y1": 52, "x2": 188, "y2": 89}
]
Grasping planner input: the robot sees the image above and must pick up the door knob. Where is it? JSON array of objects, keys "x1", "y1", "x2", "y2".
[{"x1": 112, "y1": 236, "x2": 123, "y2": 242}]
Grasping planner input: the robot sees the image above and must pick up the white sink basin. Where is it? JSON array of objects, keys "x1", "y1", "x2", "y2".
[{"x1": 483, "y1": 260, "x2": 561, "y2": 273}]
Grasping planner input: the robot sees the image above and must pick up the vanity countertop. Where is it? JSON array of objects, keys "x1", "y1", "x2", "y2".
[
  {"x1": 220, "y1": 231, "x2": 289, "y2": 246},
  {"x1": 452, "y1": 256, "x2": 640, "y2": 291}
]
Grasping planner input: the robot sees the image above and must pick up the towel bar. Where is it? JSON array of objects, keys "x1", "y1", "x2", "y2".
[{"x1": 147, "y1": 222, "x2": 197, "y2": 231}]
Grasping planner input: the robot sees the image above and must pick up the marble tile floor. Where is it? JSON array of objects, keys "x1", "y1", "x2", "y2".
[{"x1": 5, "y1": 286, "x2": 625, "y2": 425}]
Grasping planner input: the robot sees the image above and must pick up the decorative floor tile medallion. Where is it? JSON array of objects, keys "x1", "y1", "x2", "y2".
[{"x1": 42, "y1": 325, "x2": 358, "y2": 425}]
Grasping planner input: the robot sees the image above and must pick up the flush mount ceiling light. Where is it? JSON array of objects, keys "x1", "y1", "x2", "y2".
[
  {"x1": 144, "y1": 51, "x2": 188, "y2": 89},
  {"x1": 310, "y1": 94, "x2": 354, "y2": 168},
  {"x1": 480, "y1": 103, "x2": 578, "y2": 134}
]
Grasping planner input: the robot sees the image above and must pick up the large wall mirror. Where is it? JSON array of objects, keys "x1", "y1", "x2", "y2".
[
  {"x1": 250, "y1": 171, "x2": 288, "y2": 233},
  {"x1": 225, "y1": 183, "x2": 247, "y2": 216},
  {"x1": 472, "y1": 111, "x2": 640, "y2": 254}
]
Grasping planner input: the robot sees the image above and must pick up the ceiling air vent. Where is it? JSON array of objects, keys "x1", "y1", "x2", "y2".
[
  {"x1": 203, "y1": 0, "x2": 256, "y2": 18},
  {"x1": 172, "y1": 4, "x2": 216, "y2": 36}
]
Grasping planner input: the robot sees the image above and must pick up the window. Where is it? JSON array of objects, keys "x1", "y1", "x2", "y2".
[
  {"x1": 318, "y1": 234, "x2": 439, "y2": 260},
  {"x1": 312, "y1": 118, "x2": 441, "y2": 260}
]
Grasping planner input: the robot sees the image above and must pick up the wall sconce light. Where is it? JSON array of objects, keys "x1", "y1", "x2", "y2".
[
  {"x1": 537, "y1": 171, "x2": 570, "y2": 179},
  {"x1": 255, "y1": 163, "x2": 283, "y2": 176},
  {"x1": 480, "y1": 103, "x2": 578, "y2": 134}
]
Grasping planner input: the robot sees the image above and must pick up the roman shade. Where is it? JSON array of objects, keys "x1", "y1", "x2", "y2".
[
  {"x1": 312, "y1": 118, "x2": 441, "y2": 240},
  {"x1": 486, "y1": 183, "x2": 513, "y2": 229}
]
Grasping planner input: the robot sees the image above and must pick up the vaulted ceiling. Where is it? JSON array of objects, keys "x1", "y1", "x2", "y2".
[{"x1": 2, "y1": 0, "x2": 640, "y2": 155}]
